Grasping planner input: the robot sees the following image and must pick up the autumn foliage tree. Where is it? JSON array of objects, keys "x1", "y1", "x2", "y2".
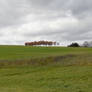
[{"x1": 25, "y1": 41, "x2": 57, "y2": 46}]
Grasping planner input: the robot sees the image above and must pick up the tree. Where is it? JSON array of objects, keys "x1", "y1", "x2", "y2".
[
  {"x1": 25, "y1": 41, "x2": 58, "y2": 46},
  {"x1": 83, "y1": 41, "x2": 89, "y2": 47},
  {"x1": 68, "y1": 43, "x2": 80, "y2": 47}
]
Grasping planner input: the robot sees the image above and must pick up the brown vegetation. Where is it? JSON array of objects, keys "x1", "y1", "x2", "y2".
[{"x1": 0, "y1": 54, "x2": 92, "y2": 67}]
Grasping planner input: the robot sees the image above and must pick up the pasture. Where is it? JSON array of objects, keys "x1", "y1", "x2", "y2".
[{"x1": 0, "y1": 45, "x2": 92, "y2": 92}]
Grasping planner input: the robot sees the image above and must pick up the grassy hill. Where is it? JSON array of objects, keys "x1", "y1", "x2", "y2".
[
  {"x1": 0, "y1": 45, "x2": 92, "y2": 66},
  {"x1": 0, "y1": 46, "x2": 92, "y2": 92}
]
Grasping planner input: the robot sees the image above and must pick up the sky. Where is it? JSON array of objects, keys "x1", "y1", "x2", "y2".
[{"x1": 0, "y1": 0, "x2": 92, "y2": 45}]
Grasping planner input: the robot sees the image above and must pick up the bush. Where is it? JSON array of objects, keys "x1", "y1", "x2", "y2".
[{"x1": 68, "y1": 43, "x2": 80, "y2": 47}]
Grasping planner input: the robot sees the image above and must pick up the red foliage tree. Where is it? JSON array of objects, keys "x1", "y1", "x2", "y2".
[{"x1": 25, "y1": 41, "x2": 58, "y2": 46}]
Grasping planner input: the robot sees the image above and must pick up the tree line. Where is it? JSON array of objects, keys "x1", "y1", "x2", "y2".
[
  {"x1": 25, "y1": 40, "x2": 92, "y2": 47},
  {"x1": 68, "y1": 41, "x2": 92, "y2": 47},
  {"x1": 25, "y1": 41, "x2": 59, "y2": 46}
]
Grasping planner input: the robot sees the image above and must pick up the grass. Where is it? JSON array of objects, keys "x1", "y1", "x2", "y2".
[
  {"x1": 0, "y1": 66, "x2": 92, "y2": 92},
  {"x1": 0, "y1": 45, "x2": 92, "y2": 92},
  {"x1": 0, "y1": 45, "x2": 91, "y2": 60},
  {"x1": 0, "y1": 45, "x2": 92, "y2": 66}
]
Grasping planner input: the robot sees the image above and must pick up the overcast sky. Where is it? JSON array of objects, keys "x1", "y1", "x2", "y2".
[{"x1": 0, "y1": 0, "x2": 92, "y2": 45}]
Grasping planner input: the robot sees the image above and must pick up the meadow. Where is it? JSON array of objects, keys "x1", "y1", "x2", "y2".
[{"x1": 0, "y1": 45, "x2": 92, "y2": 92}]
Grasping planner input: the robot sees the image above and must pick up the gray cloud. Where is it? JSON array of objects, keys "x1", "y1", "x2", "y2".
[{"x1": 0, "y1": 0, "x2": 92, "y2": 45}]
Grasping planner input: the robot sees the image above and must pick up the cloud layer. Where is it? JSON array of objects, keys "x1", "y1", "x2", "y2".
[{"x1": 0, "y1": 0, "x2": 92, "y2": 45}]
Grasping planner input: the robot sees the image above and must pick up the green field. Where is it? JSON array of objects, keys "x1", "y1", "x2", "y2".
[{"x1": 0, "y1": 45, "x2": 92, "y2": 92}]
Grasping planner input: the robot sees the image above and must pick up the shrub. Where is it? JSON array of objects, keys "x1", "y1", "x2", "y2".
[{"x1": 68, "y1": 43, "x2": 80, "y2": 47}]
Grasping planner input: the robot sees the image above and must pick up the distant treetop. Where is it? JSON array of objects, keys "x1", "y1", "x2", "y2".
[
  {"x1": 25, "y1": 41, "x2": 59, "y2": 46},
  {"x1": 68, "y1": 43, "x2": 80, "y2": 47}
]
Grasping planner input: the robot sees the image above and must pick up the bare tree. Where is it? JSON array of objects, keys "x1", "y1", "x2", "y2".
[{"x1": 83, "y1": 41, "x2": 89, "y2": 47}]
